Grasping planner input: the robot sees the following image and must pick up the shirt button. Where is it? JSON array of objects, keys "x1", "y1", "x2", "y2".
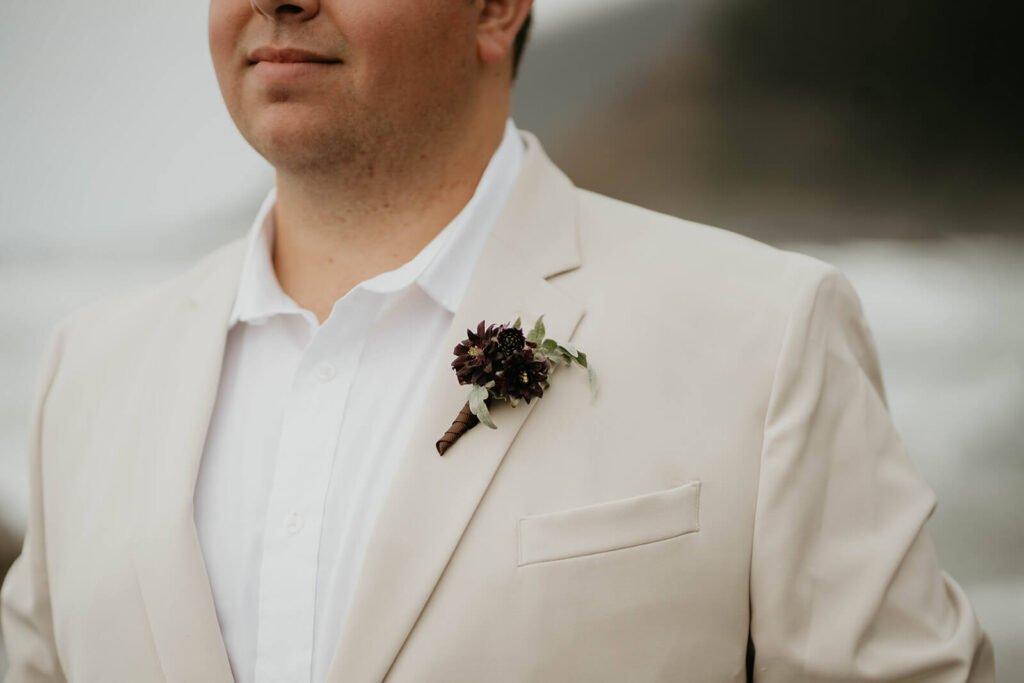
[
  {"x1": 314, "y1": 361, "x2": 336, "y2": 382},
  {"x1": 286, "y1": 513, "x2": 304, "y2": 535}
]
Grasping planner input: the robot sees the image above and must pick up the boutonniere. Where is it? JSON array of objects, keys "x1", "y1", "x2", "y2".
[{"x1": 436, "y1": 316, "x2": 595, "y2": 455}]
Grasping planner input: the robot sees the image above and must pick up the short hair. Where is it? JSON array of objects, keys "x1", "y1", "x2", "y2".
[{"x1": 512, "y1": 10, "x2": 533, "y2": 78}]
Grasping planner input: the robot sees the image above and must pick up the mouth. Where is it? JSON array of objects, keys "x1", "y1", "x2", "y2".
[
  {"x1": 247, "y1": 46, "x2": 342, "y2": 85},
  {"x1": 247, "y1": 46, "x2": 341, "y2": 65}
]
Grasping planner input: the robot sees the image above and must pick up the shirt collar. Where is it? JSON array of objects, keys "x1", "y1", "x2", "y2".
[{"x1": 229, "y1": 118, "x2": 525, "y2": 327}]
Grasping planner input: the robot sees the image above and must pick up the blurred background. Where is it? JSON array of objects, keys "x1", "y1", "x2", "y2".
[{"x1": 2, "y1": 0, "x2": 1021, "y2": 675}]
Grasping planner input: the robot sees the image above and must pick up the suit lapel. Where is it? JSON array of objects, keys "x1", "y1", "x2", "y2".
[
  {"x1": 131, "y1": 241, "x2": 246, "y2": 683},
  {"x1": 326, "y1": 133, "x2": 585, "y2": 682}
]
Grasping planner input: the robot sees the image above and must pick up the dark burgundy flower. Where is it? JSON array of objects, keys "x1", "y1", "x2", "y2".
[
  {"x1": 438, "y1": 317, "x2": 593, "y2": 455},
  {"x1": 452, "y1": 320, "x2": 552, "y2": 396},
  {"x1": 496, "y1": 326, "x2": 526, "y2": 354},
  {"x1": 452, "y1": 321, "x2": 501, "y2": 386},
  {"x1": 493, "y1": 348, "x2": 550, "y2": 403}
]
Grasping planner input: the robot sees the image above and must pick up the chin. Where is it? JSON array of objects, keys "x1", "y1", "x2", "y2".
[{"x1": 245, "y1": 109, "x2": 362, "y2": 171}]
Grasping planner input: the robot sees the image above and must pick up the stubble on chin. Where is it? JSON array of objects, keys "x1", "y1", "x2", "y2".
[
  {"x1": 253, "y1": 117, "x2": 372, "y2": 176},
  {"x1": 247, "y1": 94, "x2": 462, "y2": 187}
]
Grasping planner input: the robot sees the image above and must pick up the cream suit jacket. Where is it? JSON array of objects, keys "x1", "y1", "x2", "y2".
[{"x1": 1, "y1": 133, "x2": 994, "y2": 682}]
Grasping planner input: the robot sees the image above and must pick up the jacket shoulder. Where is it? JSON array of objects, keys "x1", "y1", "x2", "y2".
[
  {"x1": 56, "y1": 237, "x2": 246, "y2": 360},
  {"x1": 566, "y1": 188, "x2": 871, "y2": 395},
  {"x1": 574, "y1": 188, "x2": 844, "y2": 314}
]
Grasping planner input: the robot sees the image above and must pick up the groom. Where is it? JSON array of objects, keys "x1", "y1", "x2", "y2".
[{"x1": 1, "y1": 0, "x2": 994, "y2": 681}]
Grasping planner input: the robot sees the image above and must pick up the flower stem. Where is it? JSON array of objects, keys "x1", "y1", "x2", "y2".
[{"x1": 436, "y1": 401, "x2": 480, "y2": 456}]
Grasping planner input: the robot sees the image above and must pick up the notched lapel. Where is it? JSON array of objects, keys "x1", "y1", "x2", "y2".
[
  {"x1": 130, "y1": 242, "x2": 244, "y2": 683},
  {"x1": 327, "y1": 241, "x2": 584, "y2": 683},
  {"x1": 326, "y1": 133, "x2": 587, "y2": 683}
]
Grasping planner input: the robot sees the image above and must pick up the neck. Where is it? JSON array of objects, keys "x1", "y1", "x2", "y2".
[{"x1": 271, "y1": 107, "x2": 508, "y2": 323}]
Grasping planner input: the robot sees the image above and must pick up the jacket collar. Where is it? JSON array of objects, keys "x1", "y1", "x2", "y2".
[{"x1": 228, "y1": 119, "x2": 527, "y2": 327}]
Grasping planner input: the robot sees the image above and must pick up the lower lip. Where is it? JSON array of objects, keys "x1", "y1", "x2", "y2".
[{"x1": 251, "y1": 61, "x2": 339, "y2": 84}]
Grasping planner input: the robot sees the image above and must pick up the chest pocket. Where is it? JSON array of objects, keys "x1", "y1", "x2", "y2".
[{"x1": 517, "y1": 480, "x2": 701, "y2": 566}]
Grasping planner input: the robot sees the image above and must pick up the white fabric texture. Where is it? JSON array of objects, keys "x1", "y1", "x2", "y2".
[{"x1": 192, "y1": 120, "x2": 525, "y2": 683}]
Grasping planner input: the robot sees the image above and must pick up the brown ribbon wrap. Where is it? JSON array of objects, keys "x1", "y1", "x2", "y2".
[{"x1": 435, "y1": 401, "x2": 481, "y2": 456}]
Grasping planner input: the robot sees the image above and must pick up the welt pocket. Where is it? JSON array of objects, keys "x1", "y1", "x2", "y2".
[{"x1": 517, "y1": 480, "x2": 701, "y2": 566}]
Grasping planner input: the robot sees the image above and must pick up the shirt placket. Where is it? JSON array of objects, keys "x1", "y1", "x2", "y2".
[{"x1": 253, "y1": 291, "x2": 382, "y2": 683}]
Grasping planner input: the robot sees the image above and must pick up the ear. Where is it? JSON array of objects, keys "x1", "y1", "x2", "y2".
[{"x1": 475, "y1": 0, "x2": 533, "y2": 72}]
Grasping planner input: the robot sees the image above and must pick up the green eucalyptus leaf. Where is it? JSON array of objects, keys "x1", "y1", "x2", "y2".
[
  {"x1": 560, "y1": 341, "x2": 579, "y2": 358},
  {"x1": 513, "y1": 317, "x2": 522, "y2": 329},
  {"x1": 546, "y1": 350, "x2": 568, "y2": 366},
  {"x1": 575, "y1": 351, "x2": 588, "y2": 368},
  {"x1": 541, "y1": 339, "x2": 558, "y2": 353},
  {"x1": 469, "y1": 385, "x2": 497, "y2": 429},
  {"x1": 525, "y1": 315, "x2": 546, "y2": 344},
  {"x1": 556, "y1": 345, "x2": 573, "y2": 361},
  {"x1": 468, "y1": 384, "x2": 488, "y2": 405}
]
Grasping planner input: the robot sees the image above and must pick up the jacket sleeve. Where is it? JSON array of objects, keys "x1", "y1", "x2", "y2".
[
  {"x1": 749, "y1": 266, "x2": 994, "y2": 682},
  {"x1": 1, "y1": 325, "x2": 68, "y2": 683}
]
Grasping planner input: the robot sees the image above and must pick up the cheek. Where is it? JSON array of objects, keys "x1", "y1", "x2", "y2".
[
  {"x1": 207, "y1": 0, "x2": 248, "y2": 80},
  {"x1": 352, "y1": 8, "x2": 475, "y2": 96},
  {"x1": 208, "y1": 0, "x2": 256, "y2": 124}
]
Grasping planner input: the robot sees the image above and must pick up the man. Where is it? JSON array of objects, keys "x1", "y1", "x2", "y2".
[{"x1": 0, "y1": 0, "x2": 994, "y2": 681}]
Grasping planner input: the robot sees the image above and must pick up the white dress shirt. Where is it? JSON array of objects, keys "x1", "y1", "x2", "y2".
[{"x1": 193, "y1": 120, "x2": 524, "y2": 683}]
